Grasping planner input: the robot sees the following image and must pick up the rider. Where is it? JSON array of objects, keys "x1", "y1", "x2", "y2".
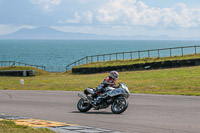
[{"x1": 92, "y1": 71, "x2": 119, "y2": 105}]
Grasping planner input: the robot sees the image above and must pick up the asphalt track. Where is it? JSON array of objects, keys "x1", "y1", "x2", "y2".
[{"x1": 0, "y1": 90, "x2": 200, "y2": 133}]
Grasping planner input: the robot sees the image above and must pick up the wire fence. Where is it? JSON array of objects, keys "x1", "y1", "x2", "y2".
[
  {"x1": 0, "y1": 61, "x2": 46, "y2": 70},
  {"x1": 66, "y1": 45, "x2": 200, "y2": 71},
  {"x1": 0, "y1": 61, "x2": 66, "y2": 73},
  {"x1": 1, "y1": 45, "x2": 200, "y2": 72},
  {"x1": 44, "y1": 66, "x2": 67, "y2": 73}
]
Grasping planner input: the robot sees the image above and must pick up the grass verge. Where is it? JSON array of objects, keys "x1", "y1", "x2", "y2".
[
  {"x1": 1, "y1": 66, "x2": 200, "y2": 96},
  {"x1": 0, "y1": 120, "x2": 55, "y2": 133}
]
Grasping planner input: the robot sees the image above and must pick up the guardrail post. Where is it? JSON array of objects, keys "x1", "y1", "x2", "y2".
[
  {"x1": 91, "y1": 56, "x2": 93, "y2": 62},
  {"x1": 181, "y1": 47, "x2": 184, "y2": 56},
  {"x1": 86, "y1": 56, "x2": 88, "y2": 64},
  {"x1": 170, "y1": 48, "x2": 172, "y2": 57},
  {"x1": 130, "y1": 52, "x2": 133, "y2": 59},
  {"x1": 138, "y1": 51, "x2": 140, "y2": 59}
]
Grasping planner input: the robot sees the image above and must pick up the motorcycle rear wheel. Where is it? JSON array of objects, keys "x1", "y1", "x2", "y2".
[
  {"x1": 77, "y1": 98, "x2": 92, "y2": 112},
  {"x1": 111, "y1": 97, "x2": 128, "y2": 114}
]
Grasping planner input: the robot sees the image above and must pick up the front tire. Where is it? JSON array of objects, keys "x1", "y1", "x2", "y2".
[
  {"x1": 111, "y1": 97, "x2": 128, "y2": 114},
  {"x1": 77, "y1": 98, "x2": 92, "y2": 112}
]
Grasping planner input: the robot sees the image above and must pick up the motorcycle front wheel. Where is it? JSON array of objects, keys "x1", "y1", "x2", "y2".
[
  {"x1": 111, "y1": 97, "x2": 128, "y2": 114},
  {"x1": 77, "y1": 98, "x2": 92, "y2": 112}
]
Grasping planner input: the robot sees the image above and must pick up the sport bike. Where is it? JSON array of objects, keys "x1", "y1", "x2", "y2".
[{"x1": 77, "y1": 83, "x2": 130, "y2": 114}]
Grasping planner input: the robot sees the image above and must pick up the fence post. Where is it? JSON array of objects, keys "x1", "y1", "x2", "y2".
[
  {"x1": 97, "y1": 56, "x2": 99, "y2": 62},
  {"x1": 148, "y1": 50, "x2": 150, "y2": 58},
  {"x1": 109, "y1": 54, "x2": 111, "y2": 61},
  {"x1": 138, "y1": 51, "x2": 140, "y2": 59},
  {"x1": 116, "y1": 53, "x2": 118, "y2": 60},
  {"x1": 130, "y1": 52, "x2": 133, "y2": 59},
  {"x1": 170, "y1": 48, "x2": 172, "y2": 57},
  {"x1": 195, "y1": 46, "x2": 197, "y2": 55},
  {"x1": 181, "y1": 47, "x2": 184, "y2": 56},
  {"x1": 123, "y1": 53, "x2": 125, "y2": 60},
  {"x1": 103, "y1": 55, "x2": 105, "y2": 61},
  {"x1": 86, "y1": 56, "x2": 88, "y2": 64},
  {"x1": 91, "y1": 56, "x2": 93, "y2": 62},
  {"x1": 158, "y1": 49, "x2": 160, "y2": 58}
]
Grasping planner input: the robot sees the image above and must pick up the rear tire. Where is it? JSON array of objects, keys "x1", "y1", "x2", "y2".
[
  {"x1": 111, "y1": 97, "x2": 128, "y2": 114},
  {"x1": 77, "y1": 98, "x2": 92, "y2": 112}
]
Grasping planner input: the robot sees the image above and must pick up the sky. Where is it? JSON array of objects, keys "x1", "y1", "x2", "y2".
[{"x1": 1, "y1": 0, "x2": 200, "y2": 38}]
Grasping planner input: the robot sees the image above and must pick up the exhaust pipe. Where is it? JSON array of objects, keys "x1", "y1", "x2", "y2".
[{"x1": 78, "y1": 93, "x2": 99, "y2": 109}]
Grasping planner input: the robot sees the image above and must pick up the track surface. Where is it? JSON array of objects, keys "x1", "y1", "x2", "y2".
[{"x1": 0, "y1": 90, "x2": 200, "y2": 133}]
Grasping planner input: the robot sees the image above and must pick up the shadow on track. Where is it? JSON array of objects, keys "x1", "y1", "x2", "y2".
[{"x1": 71, "y1": 111, "x2": 115, "y2": 115}]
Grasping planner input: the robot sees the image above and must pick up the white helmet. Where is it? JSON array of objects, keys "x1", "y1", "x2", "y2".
[{"x1": 110, "y1": 71, "x2": 119, "y2": 81}]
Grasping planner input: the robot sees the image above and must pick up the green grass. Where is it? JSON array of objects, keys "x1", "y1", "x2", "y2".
[
  {"x1": 0, "y1": 120, "x2": 55, "y2": 133},
  {"x1": 1, "y1": 66, "x2": 200, "y2": 96},
  {"x1": 74, "y1": 53, "x2": 200, "y2": 68}
]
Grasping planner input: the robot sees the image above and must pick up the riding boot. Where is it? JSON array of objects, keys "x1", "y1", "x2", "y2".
[{"x1": 95, "y1": 96, "x2": 102, "y2": 105}]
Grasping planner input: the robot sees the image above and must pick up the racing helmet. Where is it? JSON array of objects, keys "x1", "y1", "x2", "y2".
[{"x1": 110, "y1": 71, "x2": 119, "y2": 81}]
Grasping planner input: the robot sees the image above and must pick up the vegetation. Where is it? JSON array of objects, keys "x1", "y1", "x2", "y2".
[
  {"x1": 1, "y1": 65, "x2": 200, "y2": 96},
  {"x1": 74, "y1": 53, "x2": 200, "y2": 68},
  {"x1": 0, "y1": 120, "x2": 55, "y2": 133}
]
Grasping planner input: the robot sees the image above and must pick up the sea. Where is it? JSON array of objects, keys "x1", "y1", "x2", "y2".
[{"x1": 1, "y1": 40, "x2": 200, "y2": 72}]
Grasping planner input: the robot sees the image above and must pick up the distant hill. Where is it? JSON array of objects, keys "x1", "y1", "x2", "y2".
[{"x1": 0, "y1": 27, "x2": 172, "y2": 40}]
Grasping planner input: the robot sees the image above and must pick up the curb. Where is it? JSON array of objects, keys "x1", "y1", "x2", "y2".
[{"x1": 0, "y1": 114, "x2": 122, "y2": 133}]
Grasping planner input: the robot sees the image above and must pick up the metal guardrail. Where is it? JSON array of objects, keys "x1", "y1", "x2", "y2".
[{"x1": 66, "y1": 45, "x2": 200, "y2": 71}]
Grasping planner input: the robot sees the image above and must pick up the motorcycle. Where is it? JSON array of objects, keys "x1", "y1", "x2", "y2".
[{"x1": 77, "y1": 83, "x2": 130, "y2": 114}]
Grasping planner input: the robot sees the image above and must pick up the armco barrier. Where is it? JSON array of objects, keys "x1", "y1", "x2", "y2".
[
  {"x1": 0, "y1": 70, "x2": 35, "y2": 77},
  {"x1": 72, "y1": 58, "x2": 200, "y2": 74}
]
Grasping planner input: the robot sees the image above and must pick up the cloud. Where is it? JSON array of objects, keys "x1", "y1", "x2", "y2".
[
  {"x1": 59, "y1": 12, "x2": 81, "y2": 24},
  {"x1": 59, "y1": 11, "x2": 93, "y2": 24},
  {"x1": 66, "y1": 12, "x2": 81, "y2": 24},
  {"x1": 85, "y1": 11, "x2": 93, "y2": 24},
  {"x1": 30, "y1": 0, "x2": 63, "y2": 11},
  {"x1": 96, "y1": 0, "x2": 200, "y2": 28}
]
